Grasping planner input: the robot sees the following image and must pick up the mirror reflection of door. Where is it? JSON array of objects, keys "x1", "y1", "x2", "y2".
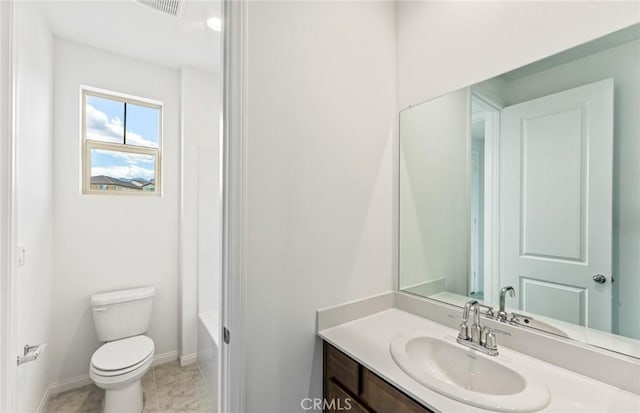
[{"x1": 499, "y1": 79, "x2": 614, "y2": 331}]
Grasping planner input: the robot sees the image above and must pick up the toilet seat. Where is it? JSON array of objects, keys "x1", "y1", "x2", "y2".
[
  {"x1": 92, "y1": 351, "x2": 153, "y2": 377},
  {"x1": 91, "y1": 335, "x2": 154, "y2": 377},
  {"x1": 90, "y1": 353, "x2": 153, "y2": 390}
]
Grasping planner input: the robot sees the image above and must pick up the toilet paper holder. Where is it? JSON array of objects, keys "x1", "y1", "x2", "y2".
[{"x1": 17, "y1": 343, "x2": 46, "y2": 366}]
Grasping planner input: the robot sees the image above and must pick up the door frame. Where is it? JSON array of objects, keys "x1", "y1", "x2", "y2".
[
  {"x1": 470, "y1": 91, "x2": 502, "y2": 305},
  {"x1": 220, "y1": 0, "x2": 248, "y2": 412},
  {"x1": 469, "y1": 150, "x2": 480, "y2": 293},
  {"x1": 0, "y1": 1, "x2": 17, "y2": 411}
]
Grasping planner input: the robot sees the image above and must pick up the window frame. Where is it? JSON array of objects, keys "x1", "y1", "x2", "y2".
[{"x1": 81, "y1": 87, "x2": 163, "y2": 196}]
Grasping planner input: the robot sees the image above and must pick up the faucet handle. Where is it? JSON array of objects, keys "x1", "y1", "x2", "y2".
[
  {"x1": 481, "y1": 327, "x2": 511, "y2": 351},
  {"x1": 478, "y1": 304, "x2": 495, "y2": 318},
  {"x1": 448, "y1": 314, "x2": 470, "y2": 340},
  {"x1": 458, "y1": 323, "x2": 469, "y2": 341},
  {"x1": 480, "y1": 326, "x2": 510, "y2": 346},
  {"x1": 485, "y1": 331, "x2": 498, "y2": 351}
]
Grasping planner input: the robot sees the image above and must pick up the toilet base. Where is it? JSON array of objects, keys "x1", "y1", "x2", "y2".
[{"x1": 103, "y1": 379, "x2": 143, "y2": 413}]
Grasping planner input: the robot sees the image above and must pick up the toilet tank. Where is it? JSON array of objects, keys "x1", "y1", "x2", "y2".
[{"x1": 91, "y1": 286, "x2": 155, "y2": 342}]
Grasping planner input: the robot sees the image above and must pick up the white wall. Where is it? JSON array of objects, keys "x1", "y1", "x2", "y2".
[
  {"x1": 236, "y1": 3, "x2": 640, "y2": 411},
  {"x1": 14, "y1": 3, "x2": 54, "y2": 412},
  {"x1": 51, "y1": 39, "x2": 180, "y2": 383},
  {"x1": 243, "y1": 1, "x2": 395, "y2": 412},
  {"x1": 0, "y1": 4, "x2": 11, "y2": 411},
  {"x1": 198, "y1": 143, "x2": 220, "y2": 316},
  {"x1": 501, "y1": 39, "x2": 640, "y2": 339},
  {"x1": 396, "y1": 1, "x2": 640, "y2": 110},
  {"x1": 180, "y1": 66, "x2": 220, "y2": 360}
]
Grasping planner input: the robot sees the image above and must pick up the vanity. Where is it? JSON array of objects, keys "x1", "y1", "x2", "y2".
[
  {"x1": 318, "y1": 295, "x2": 640, "y2": 413},
  {"x1": 324, "y1": 340, "x2": 433, "y2": 413}
]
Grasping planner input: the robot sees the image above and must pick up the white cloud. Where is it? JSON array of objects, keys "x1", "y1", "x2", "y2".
[
  {"x1": 86, "y1": 104, "x2": 123, "y2": 143},
  {"x1": 86, "y1": 104, "x2": 158, "y2": 148},
  {"x1": 92, "y1": 165, "x2": 155, "y2": 180},
  {"x1": 94, "y1": 149, "x2": 155, "y2": 165},
  {"x1": 126, "y1": 130, "x2": 157, "y2": 148}
]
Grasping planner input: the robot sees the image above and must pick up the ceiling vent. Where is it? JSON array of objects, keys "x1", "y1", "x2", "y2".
[{"x1": 136, "y1": 0, "x2": 184, "y2": 17}]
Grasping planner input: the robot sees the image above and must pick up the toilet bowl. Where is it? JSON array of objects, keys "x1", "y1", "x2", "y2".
[
  {"x1": 90, "y1": 287, "x2": 156, "y2": 413},
  {"x1": 90, "y1": 335, "x2": 154, "y2": 413}
]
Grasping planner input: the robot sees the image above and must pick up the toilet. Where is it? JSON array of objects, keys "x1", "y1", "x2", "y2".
[{"x1": 90, "y1": 286, "x2": 156, "y2": 413}]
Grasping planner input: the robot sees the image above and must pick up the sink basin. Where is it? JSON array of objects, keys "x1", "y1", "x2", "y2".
[{"x1": 390, "y1": 332, "x2": 550, "y2": 412}]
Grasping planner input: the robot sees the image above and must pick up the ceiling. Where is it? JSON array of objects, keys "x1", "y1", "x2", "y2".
[{"x1": 38, "y1": 0, "x2": 221, "y2": 73}]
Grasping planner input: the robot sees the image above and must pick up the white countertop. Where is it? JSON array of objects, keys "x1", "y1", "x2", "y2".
[{"x1": 318, "y1": 308, "x2": 640, "y2": 412}]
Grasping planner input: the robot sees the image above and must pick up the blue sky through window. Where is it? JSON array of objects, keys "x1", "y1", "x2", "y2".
[
  {"x1": 86, "y1": 93, "x2": 160, "y2": 184},
  {"x1": 127, "y1": 104, "x2": 160, "y2": 148}
]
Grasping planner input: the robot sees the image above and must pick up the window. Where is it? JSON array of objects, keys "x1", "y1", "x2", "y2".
[{"x1": 82, "y1": 88, "x2": 162, "y2": 195}]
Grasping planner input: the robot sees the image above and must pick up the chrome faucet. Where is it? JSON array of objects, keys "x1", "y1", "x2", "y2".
[
  {"x1": 497, "y1": 286, "x2": 515, "y2": 322},
  {"x1": 457, "y1": 299, "x2": 509, "y2": 356},
  {"x1": 458, "y1": 300, "x2": 480, "y2": 342}
]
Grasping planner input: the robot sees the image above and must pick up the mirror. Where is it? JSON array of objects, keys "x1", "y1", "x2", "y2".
[{"x1": 398, "y1": 23, "x2": 640, "y2": 358}]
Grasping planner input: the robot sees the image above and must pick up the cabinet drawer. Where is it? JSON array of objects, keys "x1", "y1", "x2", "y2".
[
  {"x1": 325, "y1": 379, "x2": 371, "y2": 413},
  {"x1": 361, "y1": 368, "x2": 434, "y2": 413},
  {"x1": 324, "y1": 342, "x2": 360, "y2": 395}
]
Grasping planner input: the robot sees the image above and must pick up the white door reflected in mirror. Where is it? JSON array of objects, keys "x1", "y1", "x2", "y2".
[{"x1": 500, "y1": 79, "x2": 613, "y2": 331}]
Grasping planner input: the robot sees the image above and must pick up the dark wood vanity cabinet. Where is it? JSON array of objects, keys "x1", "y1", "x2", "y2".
[{"x1": 323, "y1": 341, "x2": 434, "y2": 413}]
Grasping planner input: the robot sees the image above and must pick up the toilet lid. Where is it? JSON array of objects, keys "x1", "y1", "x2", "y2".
[{"x1": 91, "y1": 335, "x2": 154, "y2": 371}]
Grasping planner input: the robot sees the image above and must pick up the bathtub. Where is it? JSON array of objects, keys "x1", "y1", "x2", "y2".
[{"x1": 198, "y1": 310, "x2": 219, "y2": 410}]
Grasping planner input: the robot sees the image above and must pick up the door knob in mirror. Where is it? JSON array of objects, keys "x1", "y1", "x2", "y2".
[{"x1": 593, "y1": 274, "x2": 607, "y2": 284}]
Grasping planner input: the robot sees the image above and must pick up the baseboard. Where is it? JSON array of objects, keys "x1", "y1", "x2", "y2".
[
  {"x1": 179, "y1": 352, "x2": 197, "y2": 367},
  {"x1": 50, "y1": 374, "x2": 92, "y2": 395},
  {"x1": 35, "y1": 383, "x2": 54, "y2": 413},
  {"x1": 152, "y1": 350, "x2": 179, "y2": 367},
  {"x1": 49, "y1": 350, "x2": 179, "y2": 395}
]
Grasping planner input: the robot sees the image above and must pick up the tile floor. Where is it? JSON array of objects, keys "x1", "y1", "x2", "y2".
[{"x1": 45, "y1": 361, "x2": 215, "y2": 413}]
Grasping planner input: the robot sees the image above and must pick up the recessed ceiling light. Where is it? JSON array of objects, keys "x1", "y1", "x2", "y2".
[{"x1": 206, "y1": 17, "x2": 221, "y2": 32}]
